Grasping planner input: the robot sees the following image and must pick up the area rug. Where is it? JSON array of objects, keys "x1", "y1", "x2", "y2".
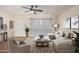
[{"x1": 31, "y1": 42, "x2": 56, "y2": 53}]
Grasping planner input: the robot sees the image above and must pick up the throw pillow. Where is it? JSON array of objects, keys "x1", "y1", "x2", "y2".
[
  {"x1": 19, "y1": 41, "x2": 25, "y2": 45},
  {"x1": 67, "y1": 33, "x2": 73, "y2": 39},
  {"x1": 62, "y1": 32, "x2": 66, "y2": 37},
  {"x1": 12, "y1": 40, "x2": 20, "y2": 45},
  {"x1": 49, "y1": 35, "x2": 56, "y2": 40}
]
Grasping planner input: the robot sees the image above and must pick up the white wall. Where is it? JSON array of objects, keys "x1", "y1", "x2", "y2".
[
  {"x1": 58, "y1": 6, "x2": 79, "y2": 33},
  {"x1": 14, "y1": 16, "x2": 30, "y2": 36},
  {"x1": 14, "y1": 13, "x2": 56, "y2": 37},
  {"x1": 0, "y1": 10, "x2": 14, "y2": 38},
  {"x1": 0, "y1": 9, "x2": 57, "y2": 37}
]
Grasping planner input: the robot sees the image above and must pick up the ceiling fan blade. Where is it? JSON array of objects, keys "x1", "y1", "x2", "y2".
[
  {"x1": 24, "y1": 10, "x2": 31, "y2": 12},
  {"x1": 22, "y1": 5, "x2": 43, "y2": 14},
  {"x1": 21, "y1": 6, "x2": 29, "y2": 9},
  {"x1": 33, "y1": 9, "x2": 43, "y2": 12}
]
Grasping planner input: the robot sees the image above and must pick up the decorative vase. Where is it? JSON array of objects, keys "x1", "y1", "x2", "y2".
[{"x1": 25, "y1": 27, "x2": 29, "y2": 37}]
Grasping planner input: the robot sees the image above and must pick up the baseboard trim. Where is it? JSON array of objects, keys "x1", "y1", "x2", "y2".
[
  {"x1": 15, "y1": 35, "x2": 32, "y2": 38},
  {"x1": 15, "y1": 36, "x2": 26, "y2": 38},
  {"x1": 14, "y1": 36, "x2": 32, "y2": 41}
]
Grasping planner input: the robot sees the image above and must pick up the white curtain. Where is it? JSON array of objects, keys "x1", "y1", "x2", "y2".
[{"x1": 30, "y1": 18, "x2": 53, "y2": 36}]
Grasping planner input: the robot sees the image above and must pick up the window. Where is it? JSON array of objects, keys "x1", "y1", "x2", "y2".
[
  {"x1": 65, "y1": 16, "x2": 79, "y2": 29},
  {"x1": 64, "y1": 18, "x2": 71, "y2": 28},
  {"x1": 30, "y1": 18, "x2": 53, "y2": 36},
  {"x1": 71, "y1": 16, "x2": 79, "y2": 28}
]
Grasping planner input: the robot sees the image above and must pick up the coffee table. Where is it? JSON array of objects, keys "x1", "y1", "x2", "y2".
[{"x1": 34, "y1": 40, "x2": 51, "y2": 47}]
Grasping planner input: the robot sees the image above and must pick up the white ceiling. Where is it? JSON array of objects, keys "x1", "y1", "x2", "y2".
[{"x1": 0, "y1": 5, "x2": 75, "y2": 16}]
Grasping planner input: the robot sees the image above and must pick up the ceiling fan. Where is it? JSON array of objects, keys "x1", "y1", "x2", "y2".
[{"x1": 21, "y1": 5, "x2": 43, "y2": 14}]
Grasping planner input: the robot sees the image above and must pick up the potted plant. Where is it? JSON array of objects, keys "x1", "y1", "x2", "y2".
[
  {"x1": 73, "y1": 31, "x2": 79, "y2": 52},
  {"x1": 25, "y1": 26, "x2": 30, "y2": 37}
]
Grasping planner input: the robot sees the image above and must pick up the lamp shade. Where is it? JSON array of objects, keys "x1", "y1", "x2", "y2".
[{"x1": 53, "y1": 24, "x2": 58, "y2": 27}]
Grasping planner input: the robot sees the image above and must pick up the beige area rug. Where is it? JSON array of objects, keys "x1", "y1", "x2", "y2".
[
  {"x1": 31, "y1": 45, "x2": 55, "y2": 53},
  {"x1": 24, "y1": 37, "x2": 56, "y2": 53}
]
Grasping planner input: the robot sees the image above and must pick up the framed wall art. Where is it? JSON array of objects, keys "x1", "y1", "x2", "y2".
[{"x1": 9, "y1": 20, "x2": 14, "y2": 29}]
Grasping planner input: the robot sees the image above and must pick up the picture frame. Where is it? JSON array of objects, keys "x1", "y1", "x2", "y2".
[{"x1": 9, "y1": 20, "x2": 14, "y2": 29}]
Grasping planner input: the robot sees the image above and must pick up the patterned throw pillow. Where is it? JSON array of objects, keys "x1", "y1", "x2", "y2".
[
  {"x1": 49, "y1": 35, "x2": 56, "y2": 40},
  {"x1": 19, "y1": 41, "x2": 25, "y2": 45},
  {"x1": 67, "y1": 33, "x2": 73, "y2": 39}
]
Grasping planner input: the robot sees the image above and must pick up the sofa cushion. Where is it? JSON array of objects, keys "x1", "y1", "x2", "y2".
[
  {"x1": 67, "y1": 33, "x2": 73, "y2": 39},
  {"x1": 62, "y1": 32, "x2": 66, "y2": 37}
]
